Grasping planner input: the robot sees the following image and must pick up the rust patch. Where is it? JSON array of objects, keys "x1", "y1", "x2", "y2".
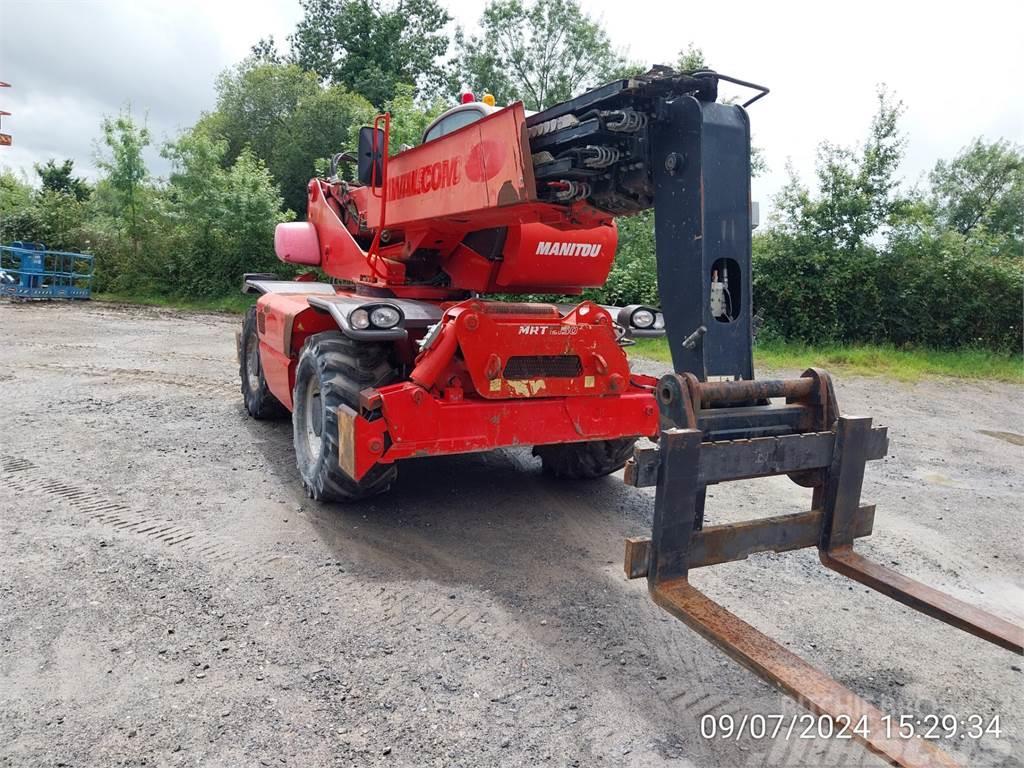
[
  {"x1": 506, "y1": 378, "x2": 547, "y2": 397},
  {"x1": 650, "y1": 578, "x2": 962, "y2": 768},
  {"x1": 821, "y1": 547, "x2": 1023, "y2": 653},
  {"x1": 496, "y1": 180, "x2": 524, "y2": 206}
]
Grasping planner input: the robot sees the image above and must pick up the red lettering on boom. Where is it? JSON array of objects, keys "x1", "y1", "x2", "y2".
[{"x1": 388, "y1": 157, "x2": 461, "y2": 201}]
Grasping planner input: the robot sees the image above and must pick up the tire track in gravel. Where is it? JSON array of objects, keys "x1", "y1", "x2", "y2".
[
  {"x1": 0, "y1": 438, "x2": 701, "y2": 765},
  {"x1": 3, "y1": 338, "x2": 228, "y2": 363},
  {"x1": 258, "y1": 538, "x2": 620, "y2": 759},
  {"x1": 1, "y1": 453, "x2": 249, "y2": 563},
  {"x1": 10, "y1": 362, "x2": 236, "y2": 396},
  {"x1": 462, "y1": 454, "x2": 844, "y2": 764},
  {"x1": 1, "y1": 447, "x2": 566, "y2": 683},
  {"x1": 290, "y1": 446, "x2": 763, "y2": 764}
]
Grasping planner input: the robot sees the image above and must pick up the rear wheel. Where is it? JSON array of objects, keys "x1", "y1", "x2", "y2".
[
  {"x1": 292, "y1": 331, "x2": 398, "y2": 502},
  {"x1": 239, "y1": 306, "x2": 287, "y2": 419},
  {"x1": 533, "y1": 437, "x2": 637, "y2": 480}
]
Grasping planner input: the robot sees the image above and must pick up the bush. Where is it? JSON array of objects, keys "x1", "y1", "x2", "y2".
[
  {"x1": 883, "y1": 231, "x2": 1021, "y2": 350},
  {"x1": 584, "y1": 212, "x2": 659, "y2": 306},
  {"x1": 752, "y1": 230, "x2": 1023, "y2": 352},
  {"x1": 0, "y1": 181, "x2": 92, "y2": 253},
  {"x1": 157, "y1": 132, "x2": 294, "y2": 297},
  {"x1": 583, "y1": 204, "x2": 1022, "y2": 353}
]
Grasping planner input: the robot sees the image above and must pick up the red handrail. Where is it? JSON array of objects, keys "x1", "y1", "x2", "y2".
[{"x1": 365, "y1": 113, "x2": 392, "y2": 282}]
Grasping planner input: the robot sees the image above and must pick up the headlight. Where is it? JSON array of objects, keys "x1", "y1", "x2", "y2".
[
  {"x1": 370, "y1": 305, "x2": 401, "y2": 329},
  {"x1": 631, "y1": 308, "x2": 656, "y2": 329},
  {"x1": 350, "y1": 308, "x2": 371, "y2": 329}
]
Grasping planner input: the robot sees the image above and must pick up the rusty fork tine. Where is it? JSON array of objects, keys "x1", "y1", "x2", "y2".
[
  {"x1": 821, "y1": 547, "x2": 1024, "y2": 655},
  {"x1": 635, "y1": 378, "x2": 1017, "y2": 768},
  {"x1": 653, "y1": 579, "x2": 961, "y2": 768},
  {"x1": 653, "y1": 578, "x2": 961, "y2": 768}
]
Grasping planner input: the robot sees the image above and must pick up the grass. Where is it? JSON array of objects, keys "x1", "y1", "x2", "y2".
[
  {"x1": 93, "y1": 292, "x2": 255, "y2": 314},
  {"x1": 90, "y1": 293, "x2": 1022, "y2": 383},
  {"x1": 630, "y1": 337, "x2": 1023, "y2": 384}
]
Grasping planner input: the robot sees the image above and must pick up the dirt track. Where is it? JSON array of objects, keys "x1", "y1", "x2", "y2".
[{"x1": 1, "y1": 300, "x2": 1021, "y2": 768}]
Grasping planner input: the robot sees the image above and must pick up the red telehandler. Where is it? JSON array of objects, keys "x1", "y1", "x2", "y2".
[{"x1": 238, "y1": 69, "x2": 1021, "y2": 767}]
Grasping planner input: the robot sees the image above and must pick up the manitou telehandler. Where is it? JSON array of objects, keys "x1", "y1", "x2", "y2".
[{"x1": 238, "y1": 68, "x2": 1021, "y2": 767}]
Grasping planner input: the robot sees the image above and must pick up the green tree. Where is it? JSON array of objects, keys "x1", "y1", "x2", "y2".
[
  {"x1": 34, "y1": 159, "x2": 91, "y2": 201},
  {"x1": 33, "y1": 190, "x2": 90, "y2": 251},
  {"x1": 0, "y1": 170, "x2": 92, "y2": 254},
  {"x1": 290, "y1": 0, "x2": 452, "y2": 108},
  {"x1": 382, "y1": 83, "x2": 446, "y2": 151},
  {"x1": 250, "y1": 36, "x2": 282, "y2": 65},
  {"x1": 161, "y1": 129, "x2": 292, "y2": 295},
  {"x1": 677, "y1": 43, "x2": 707, "y2": 73},
  {"x1": 585, "y1": 211, "x2": 659, "y2": 306},
  {"x1": 928, "y1": 138, "x2": 1023, "y2": 254},
  {"x1": 201, "y1": 61, "x2": 374, "y2": 214},
  {"x1": 0, "y1": 169, "x2": 33, "y2": 214},
  {"x1": 457, "y1": 0, "x2": 626, "y2": 110},
  {"x1": 774, "y1": 87, "x2": 906, "y2": 250},
  {"x1": 752, "y1": 90, "x2": 908, "y2": 345},
  {"x1": 207, "y1": 62, "x2": 320, "y2": 165},
  {"x1": 751, "y1": 90, "x2": 1021, "y2": 351},
  {"x1": 95, "y1": 107, "x2": 152, "y2": 249},
  {"x1": 87, "y1": 107, "x2": 155, "y2": 290}
]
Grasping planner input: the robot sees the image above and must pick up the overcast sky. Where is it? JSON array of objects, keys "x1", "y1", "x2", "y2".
[{"x1": 1, "y1": 0, "x2": 1021, "y2": 218}]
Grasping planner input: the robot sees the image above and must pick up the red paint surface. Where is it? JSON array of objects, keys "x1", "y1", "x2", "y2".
[{"x1": 465, "y1": 140, "x2": 507, "y2": 183}]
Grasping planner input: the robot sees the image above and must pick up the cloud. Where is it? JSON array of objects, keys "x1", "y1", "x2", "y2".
[
  {"x1": 0, "y1": 0, "x2": 299, "y2": 180},
  {"x1": 1, "y1": 0, "x2": 1020, "y2": 215}
]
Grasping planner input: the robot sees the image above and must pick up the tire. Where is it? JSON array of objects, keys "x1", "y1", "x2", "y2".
[
  {"x1": 239, "y1": 306, "x2": 287, "y2": 420},
  {"x1": 292, "y1": 331, "x2": 398, "y2": 502},
  {"x1": 533, "y1": 437, "x2": 637, "y2": 480}
]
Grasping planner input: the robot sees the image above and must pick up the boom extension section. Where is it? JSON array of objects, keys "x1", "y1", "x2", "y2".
[{"x1": 526, "y1": 68, "x2": 760, "y2": 379}]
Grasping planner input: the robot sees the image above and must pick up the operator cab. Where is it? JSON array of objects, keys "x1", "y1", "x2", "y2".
[
  {"x1": 421, "y1": 91, "x2": 535, "y2": 144},
  {"x1": 421, "y1": 102, "x2": 500, "y2": 144}
]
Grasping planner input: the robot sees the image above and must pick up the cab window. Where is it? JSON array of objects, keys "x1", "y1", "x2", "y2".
[{"x1": 422, "y1": 108, "x2": 486, "y2": 143}]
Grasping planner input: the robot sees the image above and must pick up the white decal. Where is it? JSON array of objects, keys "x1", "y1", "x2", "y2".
[
  {"x1": 535, "y1": 241, "x2": 602, "y2": 257},
  {"x1": 517, "y1": 325, "x2": 580, "y2": 336}
]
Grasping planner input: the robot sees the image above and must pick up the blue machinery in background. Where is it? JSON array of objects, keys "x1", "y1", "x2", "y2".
[{"x1": 0, "y1": 242, "x2": 93, "y2": 300}]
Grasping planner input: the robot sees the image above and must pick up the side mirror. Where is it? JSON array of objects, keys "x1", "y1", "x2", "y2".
[{"x1": 358, "y1": 126, "x2": 384, "y2": 187}]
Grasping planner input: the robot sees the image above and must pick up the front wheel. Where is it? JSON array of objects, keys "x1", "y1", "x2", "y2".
[
  {"x1": 533, "y1": 438, "x2": 637, "y2": 480},
  {"x1": 292, "y1": 332, "x2": 398, "y2": 502}
]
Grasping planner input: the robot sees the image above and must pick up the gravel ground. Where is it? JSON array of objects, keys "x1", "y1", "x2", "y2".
[{"x1": 1, "y1": 300, "x2": 1021, "y2": 768}]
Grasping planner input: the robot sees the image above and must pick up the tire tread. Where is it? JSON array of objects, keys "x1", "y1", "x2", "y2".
[
  {"x1": 239, "y1": 306, "x2": 288, "y2": 420},
  {"x1": 533, "y1": 438, "x2": 636, "y2": 480},
  {"x1": 294, "y1": 332, "x2": 397, "y2": 502}
]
